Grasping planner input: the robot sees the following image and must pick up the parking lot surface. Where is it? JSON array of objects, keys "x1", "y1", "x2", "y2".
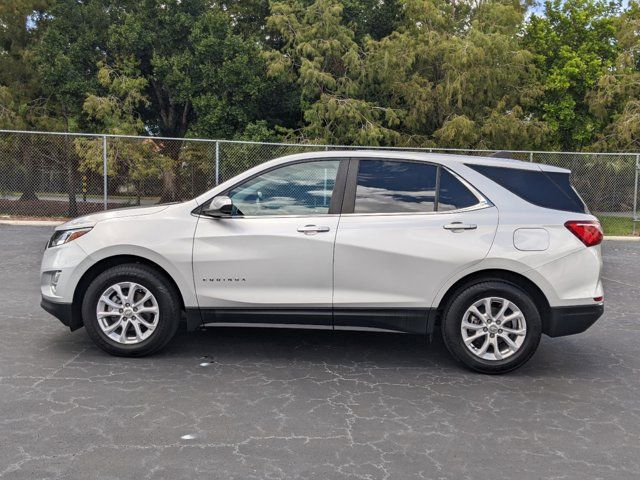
[{"x1": 1, "y1": 225, "x2": 639, "y2": 479}]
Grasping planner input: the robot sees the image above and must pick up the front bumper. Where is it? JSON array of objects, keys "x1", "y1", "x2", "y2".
[
  {"x1": 41, "y1": 298, "x2": 83, "y2": 331},
  {"x1": 544, "y1": 304, "x2": 604, "y2": 337},
  {"x1": 40, "y1": 241, "x2": 88, "y2": 304}
]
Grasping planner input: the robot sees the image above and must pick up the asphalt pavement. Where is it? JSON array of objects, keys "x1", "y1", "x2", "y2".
[{"x1": 1, "y1": 225, "x2": 639, "y2": 479}]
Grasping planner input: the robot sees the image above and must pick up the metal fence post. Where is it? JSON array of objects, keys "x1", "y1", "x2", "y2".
[
  {"x1": 633, "y1": 154, "x2": 639, "y2": 235},
  {"x1": 529, "y1": 152, "x2": 533, "y2": 162},
  {"x1": 215, "y1": 140, "x2": 220, "y2": 186},
  {"x1": 102, "y1": 135, "x2": 108, "y2": 210}
]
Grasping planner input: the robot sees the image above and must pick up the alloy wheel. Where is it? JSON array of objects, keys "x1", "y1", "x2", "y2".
[
  {"x1": 460, "y1": 297, "x2": 527, "y2": 361},
  {"x1": 96, "y1": 282, "x2": 159, "y2": 345}
]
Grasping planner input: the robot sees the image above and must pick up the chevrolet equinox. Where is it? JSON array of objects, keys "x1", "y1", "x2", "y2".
[{"x1": 40, "y1": 151, "x2": 604, "y2": 373}]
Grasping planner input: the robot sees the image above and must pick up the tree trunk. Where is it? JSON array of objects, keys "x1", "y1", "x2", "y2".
[
  {"x1": 158, "y1": 139, "x2": 183, "y2": 203},
  {"x1": 160, "y1": 168, "x2": 178, "y2": 203},
  {"x1": 18, "y1": 136, "x2": 39, "y2": 201},
  {"x1": 149, "y1": 80, "x2": 191, "y2": 204}
]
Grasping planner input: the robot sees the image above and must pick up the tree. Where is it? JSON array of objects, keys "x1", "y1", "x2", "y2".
[
  {"x1": 588, "y1": 1, "x2": 640, "y2": 151},
  {"x1": 33, "y1": 0, "x2": 111, "y2": 215},
  {"x1": 0, "y1": 0, "x2": 53, "y2": 201},
  {"x1": 265, "y1": 0, "x2": 547, "y2": 148},
  {"x1": 340, "y1": 0, "x2": 404, "y2": 41},
  {"x1": 2, "y1": 0, "x2": 639, "y2": 195},
  {"x1": 375, "y1": 0, "x2": 548, "y2": 149},
  {"x1": 187, "y1": 7, "x2": 296, "y2": 140},
  {"x1": 105, "y1": 0, "x2": 295, "y2": 201},
  {"x1": 265, "y1": 0, "x2": 375, "y2": 143},
  {"x1": 524, "y1": 0, "x2": 621, "y2": 150},
  {"x1": 75, "y1": 60, "x2": 169, "y2": 205}
]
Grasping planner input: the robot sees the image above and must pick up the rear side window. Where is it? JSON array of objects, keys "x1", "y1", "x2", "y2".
[
  {"x1": 352, "y1": 160, "x2": 481, "y2": 214},
  {"x1": 354, "y1": 160, "x2": 437, "y2": 213},
  {"x1": 467, "y1": 164, "x2": 586, "y2": 213}
]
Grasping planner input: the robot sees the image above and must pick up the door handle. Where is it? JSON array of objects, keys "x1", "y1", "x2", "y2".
[
  {"x1": 443, "y1": 222, "x2": 477, "y2": 231},
  {"x1": 297, "y1": 225, "x2": 331, "y2": 234}
]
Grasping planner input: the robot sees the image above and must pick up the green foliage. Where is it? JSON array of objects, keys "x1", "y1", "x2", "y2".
[
  {"x1": 0, "y1": 87, "x2": 20, "y2": 129},
  {"x1": 588, "y1": 1, "x2": 640, "y2": 151},
  {"x1": 340, "y1": 0, "x2": 403, "y2": 40},
  {"x1": 34, "y1": 0, "x2": 111, "y2": 128},
  {"x1": 83, "y1": 60, "x2": 149, "y2": 136},
  {"x1": 524, "y1": 0, "x2": 621, "y2": 149},
  {"x1": 188, "y1": 7, "x2": 290, "y2": 139},
  {"x1": 0, "y1": 0, "x2": 53, "y2": 129},
  {"x1": 265, "y1": 0, "x2": 548, "y2": 148},
  {"x1": 75, "y1": 60, "x2": 168, "y2": 202},
  {"x1": 0, "y1": 0, "x2": 638, "y2": 153},
  {"x1": 93, "y1": 0, "x2": 299, "y2": 200}
]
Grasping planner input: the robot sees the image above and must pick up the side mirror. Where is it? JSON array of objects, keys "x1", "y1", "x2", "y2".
[{"x1": 202, "y1": 195, "x2": 233, "y2": 218}]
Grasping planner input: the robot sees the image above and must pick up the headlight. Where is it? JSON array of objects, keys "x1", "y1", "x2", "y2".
[{"x1": 48, "y1": 227, "x2": 92, "y2": 248}]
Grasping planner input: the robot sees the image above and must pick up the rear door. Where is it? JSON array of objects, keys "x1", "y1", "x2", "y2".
[{"x1": 332, "y1": 158, "x2": 499, "y2": 332}]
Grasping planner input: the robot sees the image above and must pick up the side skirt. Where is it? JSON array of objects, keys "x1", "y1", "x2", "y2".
[
  {"x1": 333, "y1": 308, "x2": 432, "y2": 335},
  {"x1": 187, "y1": 307, "x2": 435, "y2": 335}
]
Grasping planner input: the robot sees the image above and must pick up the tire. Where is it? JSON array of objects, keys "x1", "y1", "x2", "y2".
[
  {"x1": 441, "y1": 281, "x2": 542, "y2": 374},
  {"x1": 81, "y1": 263, "x2": 181, "y2": 357}
]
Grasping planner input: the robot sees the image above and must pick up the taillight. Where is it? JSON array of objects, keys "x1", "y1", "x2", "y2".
[{"x1": 564, "y1": 220, "x2": 603, "y2": 247}]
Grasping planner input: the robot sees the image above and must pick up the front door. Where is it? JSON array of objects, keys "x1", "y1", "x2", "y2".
[
  {"x1": 333, "y1": 158, "x2": 499, "y2": 332},
  {"x1": 193, "y1": 158, "x2": 345, "y2": 326}
]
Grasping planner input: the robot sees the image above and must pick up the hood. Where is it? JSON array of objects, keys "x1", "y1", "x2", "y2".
[{"x1": 56, "y1": 204, "x2": 172, "y2": 230}]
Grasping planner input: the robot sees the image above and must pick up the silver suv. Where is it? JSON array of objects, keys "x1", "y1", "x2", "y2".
[{"x1": 41, "y1": 151, "x2": 604, "y2": 373}]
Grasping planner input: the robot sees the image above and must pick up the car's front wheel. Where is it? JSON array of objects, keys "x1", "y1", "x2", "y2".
[
  {"x1": 81, "y1": 263, "x2": 181, "y2": 356},
  {"x1": 442, "y1": 281, "x2": 542, "y2": 374}
]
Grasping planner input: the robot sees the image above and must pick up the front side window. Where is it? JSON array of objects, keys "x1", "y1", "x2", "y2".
[
  {"x1": 354, "y1": 160, "x2": 438, "y2": 213},
  {"x1": 227, "y1": 160, "x2": 340, "y2": 216}
]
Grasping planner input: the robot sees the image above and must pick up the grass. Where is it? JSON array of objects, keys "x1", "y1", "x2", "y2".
[{"x1": 597, "y1": 215, "x2": 638, "y2": 236}]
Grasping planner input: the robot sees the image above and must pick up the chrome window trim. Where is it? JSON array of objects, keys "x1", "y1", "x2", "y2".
[
  {"x1": 192, "y1": 156, "x2": 494, "y2": 219},
  {"x1": 195, "y1": 213, "x2": 342, "y2": 220},
  {"x1": 194, "y1": 201, "x2": 493, "y2": 220},
  {"x1": 339, "y1": 201, "x2": 494, "y2": 218}
]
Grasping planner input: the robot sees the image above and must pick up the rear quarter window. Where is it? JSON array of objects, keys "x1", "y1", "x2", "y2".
[
  {"x1": 438, "y1": 169, "x2": 480, "y2": 211},
  {"x1": 467, "y1": 164, "x2": 587, "y2": 214}
]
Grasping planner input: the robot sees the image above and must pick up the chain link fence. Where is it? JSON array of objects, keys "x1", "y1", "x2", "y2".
[{"x1": 0, "y1": 130, "x2": 638, "y2": 235}]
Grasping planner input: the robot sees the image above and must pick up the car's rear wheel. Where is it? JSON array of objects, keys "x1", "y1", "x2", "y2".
[
  {"x1": 442, "y1": 281, "x2": 542, "y2": 374},
  {"x1": 82, "y1": 263, "x2": 181, "y2": 356}
]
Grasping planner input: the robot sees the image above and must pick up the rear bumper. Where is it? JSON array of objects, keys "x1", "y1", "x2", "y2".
[
  {"x1": 41, "y1": 298, "x2": 83, "y2": 331},
  {"x1": 544, "y1": 304, "x2": 604, "y2": 337}
]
